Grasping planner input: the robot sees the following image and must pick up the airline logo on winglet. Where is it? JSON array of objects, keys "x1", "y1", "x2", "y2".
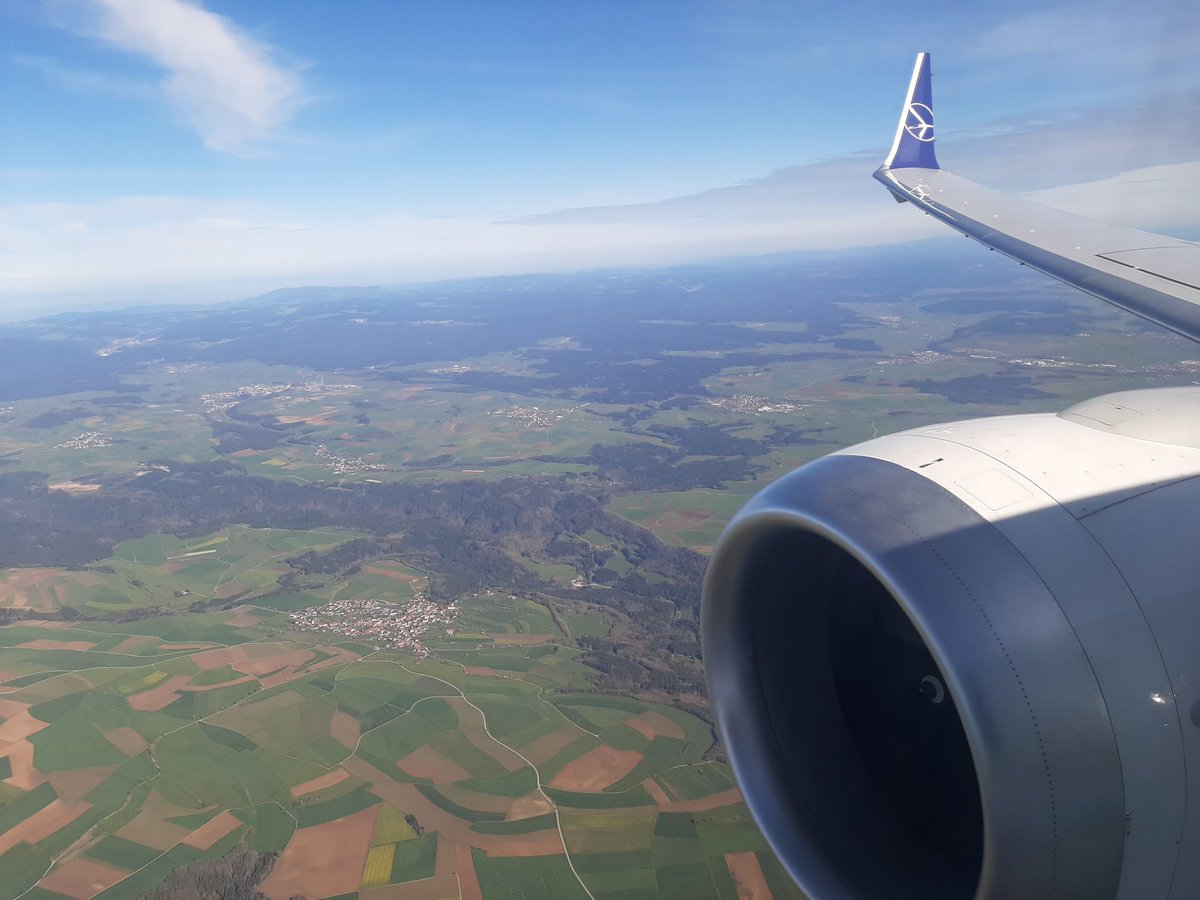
[
  {"x1": 883, "y1": 52, "x2": 940, "y2": 169},
  {"x1": 903, "y1": 102, "x2": 935, "y2": 142}
]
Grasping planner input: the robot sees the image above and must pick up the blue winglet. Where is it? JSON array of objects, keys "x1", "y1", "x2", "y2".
[{"x1": 882, "y1": 52, "x2": 939, "y2": 170}]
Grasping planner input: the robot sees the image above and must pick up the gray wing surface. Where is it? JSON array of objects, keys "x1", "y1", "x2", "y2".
[{"x1": 877, "y1": 53, "x2": 1200, "y2": 343}]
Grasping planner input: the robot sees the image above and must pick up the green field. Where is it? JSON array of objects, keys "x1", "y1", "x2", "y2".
[
  {"x1": 472, "y1": 849, "x2": 591, "y2": 900},
  {"x1": 605, "y1": 489, "x2": 752, "y2": 550},
  {"x1": 0, "y1": 526, "x2": 368, "y2": 617},
  {"x1": 0, "y1": 589, "x2": 770, "y2": 899}
]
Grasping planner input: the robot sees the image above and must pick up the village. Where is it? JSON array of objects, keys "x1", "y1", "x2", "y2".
[
  {"x1": 55, "y1": 431, "x2": 113, "y2": 450},
  {"x1": 288, "y1": 594, "x2": 456, "y2": 657},
  {"x1": 491, "y1": 403, "x2": 579, "y2": 429},
  {"x1": 200, "y1": 377, "x2": 361, "y2": 414},
  {"x1": 312, "y1": 443, "x2": 389, "y2": 475},
  {"x1": 704, "y1": 394, "x2": 804, "y2": 415}
]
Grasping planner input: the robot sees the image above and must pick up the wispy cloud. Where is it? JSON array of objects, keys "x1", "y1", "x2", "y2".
[
  {"x1": 967, "y1": 3, "x2": 1199, "y2": 91},
  {"x1": 14, "y1": 52, "x2": 155, "y2": 100},
  {"x1": 53, "y1": 0, "x2": 305, "y2": 153}
]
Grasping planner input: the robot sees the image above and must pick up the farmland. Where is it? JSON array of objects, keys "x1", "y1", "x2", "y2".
[
  {"x1": 0, "y1": 592, "x2": 793, "y2": 898},
  {"x1": 1, "y1": 249, "x2": 1197, "y2": 896}
]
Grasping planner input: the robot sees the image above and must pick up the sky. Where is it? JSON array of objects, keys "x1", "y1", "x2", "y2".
[{"x1": 2, "y1": 0, "x2": 1198, "y2": 315}]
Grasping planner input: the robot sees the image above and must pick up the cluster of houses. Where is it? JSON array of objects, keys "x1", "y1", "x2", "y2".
[{"x1": 289, "y1": 595, "x2": 456, "y2": 657}]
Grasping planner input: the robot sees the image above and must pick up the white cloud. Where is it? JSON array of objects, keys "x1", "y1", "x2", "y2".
[
  {"x1": 0, "y1": 190, "x2": 941, "y2": 312},
  {"x1": 60, "y1": 0, "x2": 304, "y2": 153},
  {"x1": 1023, "y1": 161, "x2": 1200, "y2": 229}
]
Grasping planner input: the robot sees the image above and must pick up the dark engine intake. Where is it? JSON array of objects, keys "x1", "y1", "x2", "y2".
[{"x1": 701, "y1": 388, "x2": 1200, "y2": 900}]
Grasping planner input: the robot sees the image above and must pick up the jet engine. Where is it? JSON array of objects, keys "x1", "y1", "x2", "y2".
[{"x1": 702, "y1": 387, "x2": 1200, "y2": 900}]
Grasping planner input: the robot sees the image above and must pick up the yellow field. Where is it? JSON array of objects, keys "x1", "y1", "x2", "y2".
[
  {"x1": 361, "y1": 843, "x2": 395, "y2": 889},
  {"x1": 187, "y1": 534, "x2": 229, "y2": 551},
  {"x1": 120, "y1": 670, "x2": 169, "y2": 694},
  {"x1": 372, "y1": 804, "x2": 417, "y2": 845}
]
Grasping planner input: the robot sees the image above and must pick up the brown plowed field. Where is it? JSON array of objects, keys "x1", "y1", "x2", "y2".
[
  {"x1": 182, "y1": 674, "x2": 257, "y2": 692},
  {"x1": 725, "y1": 850, "x2": 771, "y2": 899},
  {"x1": 452, "y1": 838, "x2": 483, "y2": 900},
  {"x1": 330, "y1": 709, "x2": 361, "y2": 749},
  {"x1": 16, "y1": 640, "x2": 96, "y2": 651},
  {"x1": 468, "y1": 829, "x2": 565, "y2": 857},
  {"x1": 506, "y1": 791, "x2": 553, "y2": 821},
  {"x1": 549, "y1": 745, "x2": 643, "y2": 792},
  {"x1": 38, "y1": 857, "x2": 130, "y2": 899},
  {"x1": 2, "y1": 740, "x2": 45, "y2": 790},
  {"x1": 47, "y1": 766, "x2": 117, "y2": 802},
  {"x1": 519, "y1": 726, "x2": 584, "y2": 766},
  {"x1": 192, "y1": 646, "x2": 254, "y2": 670},
  {"x1": 290, "y1": 768, "x2": 349, "y2": 797},
  {"x1": 641, "y1": 778, "x2": 671, "y2": 805},
  {"x1": 259, "y1": 803, "x2": 379, "y2": 899},
  {"x1": 128, "y1": 674, "x2": 193, "y2": 712},
  {"x1": 1, "y1": 739, "x2": 44, "y2": 787},
  {"x1": 397, "y1": 744, "x2": 472, "y2": 783},
  {"x1": 625, "y1": 710, "x2": 684, "y2": 741},
  {"x1": 109, "y1": 635, "x2": 155, "y2": 653},
  {"x1": 661, "y1": 787, "x2": 744, "y2": 813},
  {"x1": 0, "y1": 698, "x2": 49, "y2": 742},
  {"x1": 0, "y1": 799, "x2": 90, "y2": 854},
  {"x1": 233, "y1": 648, "x2": 315, "y2": 676},
  {"x1": 102, "y1": 726, "x2": 148, "y2": 756},
  {"x1": 183, "y1": 811, "x2": 243, "y2": 850},
  {"x1": 117, "y1": 789, "x2": 198, "y2": 850}
]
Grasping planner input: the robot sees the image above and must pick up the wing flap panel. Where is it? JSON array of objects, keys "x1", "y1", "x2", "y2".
[
  {"x1": 1097, "y1": 247, "x2": 1200, "y2": 292},
  {"x1": 876, "y1": 166, "x2": 1200, "y2": 342}
]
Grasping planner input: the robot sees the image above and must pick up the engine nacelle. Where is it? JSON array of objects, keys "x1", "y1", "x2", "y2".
[{"x1": 702, "y1": 387, "x2": 1200, "y2": 900}]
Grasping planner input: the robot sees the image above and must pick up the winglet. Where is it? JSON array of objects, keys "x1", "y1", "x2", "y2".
[{"x1": 881, "y1": 52, "x2": 939, "y2": 170}]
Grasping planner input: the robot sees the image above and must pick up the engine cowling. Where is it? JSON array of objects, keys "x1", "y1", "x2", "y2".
[{"x1": 702, "y1": 387, "x2": 1200, "y2": 900}]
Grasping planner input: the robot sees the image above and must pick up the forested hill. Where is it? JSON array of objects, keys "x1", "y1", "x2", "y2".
[{"x1": 0, "y1": 463, "x2": 708, "y2": 697}]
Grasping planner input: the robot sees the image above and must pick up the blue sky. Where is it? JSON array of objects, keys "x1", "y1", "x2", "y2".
[{"x1": 2, "y1": 0, "x2": 1198, "y2": 313}]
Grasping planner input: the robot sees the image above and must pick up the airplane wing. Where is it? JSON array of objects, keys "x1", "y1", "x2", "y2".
[
  {"x1": 702, "y1": 52, "x2": 1200, "y2": 900},
  {"x1": 875, "y1": 52, "x2": 1200, "y2": 343}
]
